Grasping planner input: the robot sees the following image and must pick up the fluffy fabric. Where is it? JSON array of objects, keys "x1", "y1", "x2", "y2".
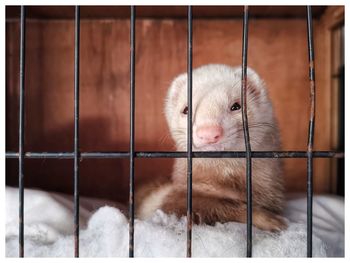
[{"x1": 6, "y1": 187, "x2": 343, "y2": 257}]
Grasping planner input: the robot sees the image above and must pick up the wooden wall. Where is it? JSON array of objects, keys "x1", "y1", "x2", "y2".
[{"x1": 6, "y1": 15, "x2": 337, "y2": 202}]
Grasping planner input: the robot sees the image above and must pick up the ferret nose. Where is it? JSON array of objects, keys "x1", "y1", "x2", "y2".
[{"x1": 196, "y1": 125, "x2": 223, "y2": 144}]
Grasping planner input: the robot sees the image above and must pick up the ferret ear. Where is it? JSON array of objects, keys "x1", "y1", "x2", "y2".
[
  {"x1": 166, "y1": 73, "x2": 187, "y2": 107},
  {"x1": 246, "y1": 67, "x2": 266, "y2": 98}
]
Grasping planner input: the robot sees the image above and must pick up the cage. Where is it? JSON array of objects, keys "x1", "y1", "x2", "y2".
[{"x1": 5, "y1": 5, "x2": 344, "y2": 257}]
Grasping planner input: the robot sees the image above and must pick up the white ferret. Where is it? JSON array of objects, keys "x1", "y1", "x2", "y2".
[{"x1": 136, "y1": 64, "x2": 286, "y2": 231}]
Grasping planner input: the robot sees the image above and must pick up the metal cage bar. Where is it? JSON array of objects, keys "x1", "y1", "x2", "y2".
[
  {"x1": 186, "y1": 5, "x2": 193, "y2": 258},
  {"x1": 18, "y1": 5, "x2": 26, "y2": 258},
  {"x1": 6, "y1": 151, "x2": 344, "y2": 159},
  {"x1": 129, "y1": 5, "x2": 136, "y2": 258},
  {"x1": 306, "y1": 6, "x2": 316, "y2": 258},
  {"x1": 241, "y1": 5, "x2": 252, "y2": 257},
  {"x1": 73, "y1": 5, "x2": 80, "y2": 258}
]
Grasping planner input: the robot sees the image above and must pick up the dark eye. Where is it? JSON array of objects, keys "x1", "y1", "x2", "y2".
[
  {"x1": 230, "y1": 102, "x2": 241, "y2": 111},
  {"x1": 182, "y1": 106, "x2": 188, "y2": 115}
]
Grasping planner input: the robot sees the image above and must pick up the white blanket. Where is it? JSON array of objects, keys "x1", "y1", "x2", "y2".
[{"x1": 5, "y1": 187, "x2": 344, "y2": 257}]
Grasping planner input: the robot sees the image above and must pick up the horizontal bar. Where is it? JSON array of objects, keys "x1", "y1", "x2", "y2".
[{"x1": 5, "y1": 151, "x2": 344, "y2": 159}]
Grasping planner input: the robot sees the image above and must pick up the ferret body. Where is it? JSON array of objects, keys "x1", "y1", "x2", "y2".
[{"x1": 136, "y1": 64, "x2": 286, "y2": 231}]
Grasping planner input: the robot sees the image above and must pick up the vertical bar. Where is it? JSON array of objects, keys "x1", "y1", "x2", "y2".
[
  {"x1": 73, "y1": 5, "x2": 80, "y2": 258},
  {"x1": 129, "y1": 5, "x2": 136, "y2": 258},
  {"x1": 306, "y1": 6, "x2": 315, "y2": 258},
  {"x1": 18, "y1": 5, "x2": 26, "y2": 258},
  {"x1": 186, "y1": 5, "x2": 193, "y2": 258},
  {"x1": 241, "y1": 5, "x2": 252, "y2": 258}
]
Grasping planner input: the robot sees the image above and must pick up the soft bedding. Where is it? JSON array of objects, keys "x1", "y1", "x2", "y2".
[{"x1": 5, "y1": 187, "x2": 344, "y2": 257}]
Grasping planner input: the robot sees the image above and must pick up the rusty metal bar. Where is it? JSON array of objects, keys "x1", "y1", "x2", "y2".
[
  {"x1": 186, "y1": 5, "x2": 193, "y2": 258},
  {"x1": 306, "y1": 5, "x2": 316, "y2": 258},
  {"x1": 129, "y1": 5, "x2": 136, "y2": 258},
  {"x1": 241, "y1": 5, "x2": 252, "y2": 258},
  {"x1": 73, "y1": 5, "x2": 80, "y2": 258},
  {"x1": 5, "y1": 151, "x2": 344, "y2": 159},
  {"x1": 18, "y1": 5, "x2": 26, "y2": 258}
]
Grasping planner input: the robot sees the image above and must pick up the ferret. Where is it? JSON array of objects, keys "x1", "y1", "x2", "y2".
[{"x1": 136, "y1": 64, "x2": 287, "y2": 231}]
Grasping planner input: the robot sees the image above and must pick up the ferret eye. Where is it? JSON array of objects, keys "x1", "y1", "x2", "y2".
[
  {"x1": 182, "y1": 106, "x2": 188, "y2": 115},
  {"x1": 230, "y1": 102, "x2": 241, "y2": 111}
]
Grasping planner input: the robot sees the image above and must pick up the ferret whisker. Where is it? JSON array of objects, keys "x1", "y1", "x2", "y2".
[{"x1": 159, "y1": 133, "x2": 171, "y2": 145}]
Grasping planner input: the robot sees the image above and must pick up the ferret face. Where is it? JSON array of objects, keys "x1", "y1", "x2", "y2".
[{"x1": 165, "y1": 64, "x2": 277, "y2": 151}]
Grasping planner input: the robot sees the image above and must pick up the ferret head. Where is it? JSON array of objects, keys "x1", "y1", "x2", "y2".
[{"x1": 165, "y1": 64, "x2": 278, "y2": 151}]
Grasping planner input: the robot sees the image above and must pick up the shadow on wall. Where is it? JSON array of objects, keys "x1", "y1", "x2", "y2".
[{"x1": 6, "y1": 116, "x2": 173, "y2": 203}]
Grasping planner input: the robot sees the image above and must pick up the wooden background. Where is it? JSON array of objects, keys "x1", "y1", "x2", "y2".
[{"x1": 6, "y1": 6, "x2": 341, "y2": 203}]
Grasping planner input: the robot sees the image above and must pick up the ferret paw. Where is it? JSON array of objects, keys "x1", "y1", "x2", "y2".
[
  {"x1": 193, "y1": 212, "x2": 202, "y2": 225},
  {"x1": 253, "y1": 210, "x2": 288, "y2": 232}
]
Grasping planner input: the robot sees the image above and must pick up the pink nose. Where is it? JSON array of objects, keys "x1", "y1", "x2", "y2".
[{"x1": 196, "y1": 125, "x2": 224, "y2": 144}]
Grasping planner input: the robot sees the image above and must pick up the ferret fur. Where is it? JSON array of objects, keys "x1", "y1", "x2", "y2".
[{"x1": 136, "y1": 64, "x2": 286, "y2": 231}]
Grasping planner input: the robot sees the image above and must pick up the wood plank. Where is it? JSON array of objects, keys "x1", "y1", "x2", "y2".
[{"x1": 6, "y1": 6, "x2": 328, "y2": 20}]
